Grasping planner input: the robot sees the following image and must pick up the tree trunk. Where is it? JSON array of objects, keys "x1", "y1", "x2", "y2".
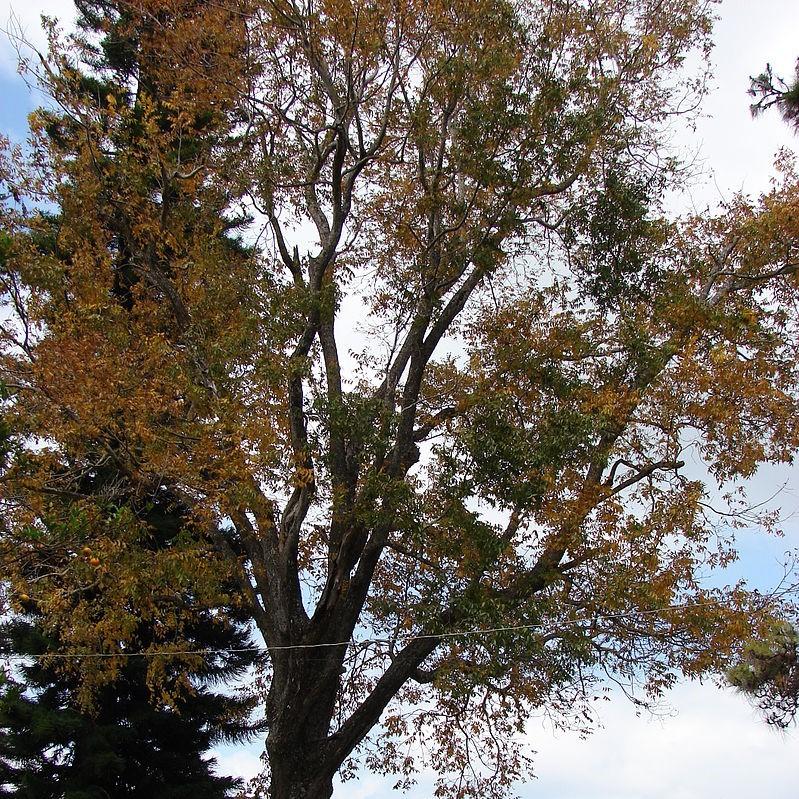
[
  {"x1": 266, "y1": 719, "x2": 338, "y2": 799},
  {"x1": 265, "y1": 652, "x2": 342, "y2": 799},
  {"x1": 267, "y1": 751, "x2": 335, "y2": 799}
]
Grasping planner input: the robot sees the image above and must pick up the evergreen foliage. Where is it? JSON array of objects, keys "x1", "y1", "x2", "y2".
[
  {"x1": 0, "y1": 612, "x2": 258, "y2": 799},
  {"x1": 728, "y1": 621, "x2": 799, "y2": 728},
  {"x1": 750, "y1": 59, "x2": 799, "y2": 131}
]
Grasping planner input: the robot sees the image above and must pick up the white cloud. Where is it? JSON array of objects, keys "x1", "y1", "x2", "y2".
[
  {"x1": 213, "y1": 741, "x2": 265, "y2": 784},
  {"x1": 677, "y1": 0, "x2": 799, "y2": 208},
  {"x1": 213, "y1": 684, "x2": 799, "y2": 799},
  {"x1": 0, "y1": 0, "x2": 76, "y2": 77},
  {"x1": 525, "y1": 681, "x2": 799, "y2": 799}
]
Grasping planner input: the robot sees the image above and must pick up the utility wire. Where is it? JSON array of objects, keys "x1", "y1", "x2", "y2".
[{"x1": 0, "y1": 597, "x2": 772, "y2": 663}]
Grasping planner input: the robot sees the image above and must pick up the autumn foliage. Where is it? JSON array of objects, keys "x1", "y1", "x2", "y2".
[{"x1": 1, "y1": 1, "x2": 799, "y2": 798}]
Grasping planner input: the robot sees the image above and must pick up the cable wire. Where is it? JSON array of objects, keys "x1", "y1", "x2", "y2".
[{"x1": 0, "y1": 597, "x2": 766, "y2": 663}]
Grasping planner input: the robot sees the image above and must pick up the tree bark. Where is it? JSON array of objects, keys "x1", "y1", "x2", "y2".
[
  {"x1": 265, "y1": 650, "x2": 342, "y2": 799},
  {"x1": 267, "y1": 752, "x2": 336, "y2": 799}
]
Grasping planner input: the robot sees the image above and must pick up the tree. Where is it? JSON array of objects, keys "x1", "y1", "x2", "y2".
[
  {"x1": 0, "y1": 414, "x2": 262, "y2": 796},
  {"x1": 728, "y1": 620, "x2": 799, "y2": 728},
  {"x1": 2, "y1": 2, "x2": 799, "y2": 798},
  {"x1": 0, "y1": 613, "x2": 258, "y2": 799},
  {"x1": 726, "y1": 55, "x2": 799, "y2": 731},
  {"x1": 750, "y1": 59, "x2": 799, "y2": 130},
  {"x1": 0, "y1": 0, "x2": 265, "y2": 791}
]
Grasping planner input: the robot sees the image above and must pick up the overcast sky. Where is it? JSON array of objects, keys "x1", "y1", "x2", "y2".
[{"x1": 2, "y1": 1, "x2": 799, "y2": 796}]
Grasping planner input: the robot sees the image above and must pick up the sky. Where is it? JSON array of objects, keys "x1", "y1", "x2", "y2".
[{"x1": 2, "y1": 0, "x2": 799, "y2": 796}]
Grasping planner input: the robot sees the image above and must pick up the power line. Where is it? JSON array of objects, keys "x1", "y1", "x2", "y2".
[{"x1": 0, "y1": 597, "x2": 770, "y2": 663}]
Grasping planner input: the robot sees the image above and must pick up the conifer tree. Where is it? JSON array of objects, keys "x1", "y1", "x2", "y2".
[
  {"x1": 0, "y1": 437, "x2": 261, "y2": 797},
  {"x1": 750, "y1": 59, "x2": 799, "y2": 131},
  {"x1": 728, "y1": 621, "x2": 799, "y2": 728},
  {"x1": 0, "y1": 4, "x2": 262, "y2": 793},
  {"x1": 0, "y1": 612, "x2": 258, "y2": 799}
]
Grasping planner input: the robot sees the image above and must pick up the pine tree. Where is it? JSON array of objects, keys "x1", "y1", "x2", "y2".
[
  {"x1": 749, "y1": 59, "x2": 799, "y2": 131},
  {"x1": 728, "y1": 621, "x2": 799, "y2": 728},
  {"x1": 0, "y1": 484, "x2": 262, "y2": 798},
  {"x1": 0, "y1": 419, "x2": 261, "y2": 797},
  {"x1": 0, "y1": 613, "x2": 259, "y2": 799}
]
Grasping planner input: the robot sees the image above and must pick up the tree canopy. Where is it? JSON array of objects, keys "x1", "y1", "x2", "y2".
[
  {"x1": 1, "y1": 2, "x2": 799, "y2": 798},
  {"x1": 0, "y1": 613, "x2": 258, "y2": 799},
  {"x1": 725, "y1": 53, "x2": 799, "y2": 733},
  {"x1": 0, "y1": 411, "x2": 261, "y2": 798}
]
